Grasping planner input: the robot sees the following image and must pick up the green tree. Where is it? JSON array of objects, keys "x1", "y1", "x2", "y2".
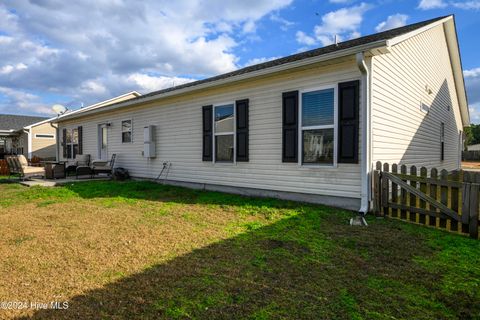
[{"x1": 465, "y1": 124, "x2": 480, "y2": 146}]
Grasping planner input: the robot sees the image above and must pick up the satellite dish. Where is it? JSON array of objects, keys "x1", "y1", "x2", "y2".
[{"x1": 52, "y1": 104, "x2": 67, "y2": 115}]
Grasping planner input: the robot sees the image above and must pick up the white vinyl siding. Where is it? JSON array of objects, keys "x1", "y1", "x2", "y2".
[
  {"x1": 371, "y1": 23, "x2": 464, "y2": 171},
  {"x1": 58, "y1": 59, "x2": 363, "y2": 200}
]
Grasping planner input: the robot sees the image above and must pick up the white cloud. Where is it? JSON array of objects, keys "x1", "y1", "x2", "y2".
[
  {"x1": 464, "y1": 68, "x2": 480, "y2": 78},
  {"x1": 375, "y1": 14, "x2": 408, "y2": 32},
  {"x1": 295, "y1": 3, "x2": 370, "y2": 47},
  {"x1": 299, "y1": 2, "x2": 371, "y2": 47},
  {"x1": 0, "y1": 0, "x2": 293, "y2": 115},
  {"x1": 452, "y1": 1, "x2": 480, "y2": 9},
  {"x1": 243, "y1": 56, "x2": 281, "y2": 67},
  {"x1": 469, "y1": 103, "x2": 480, "y2": 124},
  {"x1": 418, "y1": 0, "x2": 447, "y2": 9},
  {"x1": 0, "y1": 63, "x2": 27, "y2": 75},
  {"x1": 270, "y1": 13, "x2": 294, "y2": 31},
  {"x1": 0, "y1": 87, "x2": 53, "y2": 115},
  {"x1": 126, "y1": 73, "x2": 195, "y2": 92},
  {"x1": 295, "y1": 31, "x2": 317, "y2": 46},
  {"x1": 418, "y1": 0, "x2": 480, "y2": 10}
]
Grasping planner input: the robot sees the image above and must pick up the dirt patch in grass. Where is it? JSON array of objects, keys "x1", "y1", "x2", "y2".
[{"x1": 0, "y1": 181, "x2": 479, "y2": 319}]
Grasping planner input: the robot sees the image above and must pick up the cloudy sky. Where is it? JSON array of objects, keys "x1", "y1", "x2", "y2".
[{"x1": 0, "y1": 0, "x2": 479, "y2": 122}]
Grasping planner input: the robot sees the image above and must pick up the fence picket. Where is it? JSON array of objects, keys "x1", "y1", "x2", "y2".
[
  {"x1": 374, "y1": 163, "x2": 480, "y2": 239},
  {"x1": 401, "y1": 165, "x2": 407, "y2": 220},
  {"x1": 392, "y1": 164, "x2": 399, "y2": 218},
  {"x1": 420, "y1": 167, "x2": 427, "y2": 224},
  {"x1": 410, "y1": 166, "x2": 418, "y2": 222}
]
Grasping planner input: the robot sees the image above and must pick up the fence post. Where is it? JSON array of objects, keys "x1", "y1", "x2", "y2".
[{"x1": 373, "y1": 162, "x2": 382, "y2": 216}]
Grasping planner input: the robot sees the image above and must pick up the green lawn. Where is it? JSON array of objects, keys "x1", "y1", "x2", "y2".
[{"x1": 0, "y1": 180, "x2": 479, "y2": 319}]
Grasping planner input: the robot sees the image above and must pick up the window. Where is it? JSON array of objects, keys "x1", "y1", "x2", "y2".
[
  {"x1": 214, "y1": 104, "x2": 234, "y2": 162},
  {"x1": 35, "y1": 134, "x2": 55, "y2": 139},
  {"x1": 66, "y1": 128, "x2": 79, "y2": 159},
  {"x1": 301, "y1": 87, "x2": 336, "y2": 165},
  {"x1": 122, "y1": 120, "x2": 132, "y2": 143},
  {"x1": 440, "y1": 122, "x2": 445, "y2": 161}
]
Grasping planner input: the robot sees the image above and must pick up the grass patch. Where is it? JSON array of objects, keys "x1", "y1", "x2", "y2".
[{"x1": 0, "y1": 180, "x2": 479, "y2": 319}]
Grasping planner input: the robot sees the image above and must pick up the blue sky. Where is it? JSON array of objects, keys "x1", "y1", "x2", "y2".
[{"x1": 0, "y1": 0, "x2": 479, "y2": 123}]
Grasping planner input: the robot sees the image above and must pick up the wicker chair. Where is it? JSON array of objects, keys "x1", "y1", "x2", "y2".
[{"x1": 92, "y1": 154, "x2": 116, "y2": 176}]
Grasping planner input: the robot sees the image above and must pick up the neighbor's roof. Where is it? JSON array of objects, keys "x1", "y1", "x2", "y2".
[
  {"x1": 57, "y1": 15, "x2": 465, "y2": 123},
  {"x1": 0, "y1": 114, "x2": 48, "y2": 132}
]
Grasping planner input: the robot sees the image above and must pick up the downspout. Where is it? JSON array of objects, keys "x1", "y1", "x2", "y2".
[
  {"x1": 356, "y1": 52, "x2": 371, "y2": 215},
  {"x1": 23, "y1": 128, "x2": 32, "y2": 159},
  {"x1": 50, "y1": 120, "x2": 59, "y2": 161}
]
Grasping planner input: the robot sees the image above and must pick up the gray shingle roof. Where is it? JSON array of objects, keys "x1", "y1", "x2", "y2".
[
  {"x1": 0, "y1": 114, "x2": 48, "y2": 131},
  {"x1": 133, "y1": 15, "x2": 449, "y2": 102}
]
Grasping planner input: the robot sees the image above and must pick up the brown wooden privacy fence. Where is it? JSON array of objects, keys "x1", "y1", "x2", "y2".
[
  {"x1": 463, "y1": 150, "x2": 480, "y2": 161},
  {"x1": 373, "y1": 161, "x2": 480, "y2": 239},
  {"x1": 0, "y1": 159, "x2": 8, "y2": 175}
]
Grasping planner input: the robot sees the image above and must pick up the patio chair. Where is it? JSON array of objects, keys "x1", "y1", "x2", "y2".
[
  {"x1": 6, "y1": 156, "x2": 21, "y2": 177},
  {"x1": 16, "y1": 155, "x2": 45, "y2": 179},
  {"x1": 92, "y1": 154, "x2": 116, "y2": 176},
  {"x1": 66, "y1": 154, "x2": 91, "y2": 176}
]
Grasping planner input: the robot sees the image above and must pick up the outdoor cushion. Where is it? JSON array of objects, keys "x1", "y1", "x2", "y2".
[
  {"x1": 93, "y1": 165, "x2": 111, "y2": 171},
  {"x1": 75, "y1": 154, "x2": 90, "y2": 166},
  {"x1": 23, "y1": 167, "x2": 45, "y2": 174},
  {"x1": 18, "y1": 155, "x2": 28, "y2": 167}
]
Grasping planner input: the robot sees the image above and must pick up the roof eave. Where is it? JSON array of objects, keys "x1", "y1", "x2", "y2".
[{"x1": 54, "y1": 40, "x2": 388, "y2": 122}]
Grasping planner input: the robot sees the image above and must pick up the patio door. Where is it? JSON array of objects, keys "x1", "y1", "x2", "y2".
[{"x1": 98, "y1": 124, "x2": 108, "y2": 160}]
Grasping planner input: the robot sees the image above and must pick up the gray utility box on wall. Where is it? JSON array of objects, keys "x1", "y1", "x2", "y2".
[{"x1": 143, "y1": 125, "x2": 156, "y2": 158}]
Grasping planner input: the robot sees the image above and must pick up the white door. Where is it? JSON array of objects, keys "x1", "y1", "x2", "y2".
[{"x1": 98, "y1": 124, "x2": 108, "y2": 160}]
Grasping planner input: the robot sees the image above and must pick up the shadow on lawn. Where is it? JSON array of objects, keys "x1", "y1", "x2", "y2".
[{"x1": 17, "y1": 197, "x2": 477, "y2": 320}]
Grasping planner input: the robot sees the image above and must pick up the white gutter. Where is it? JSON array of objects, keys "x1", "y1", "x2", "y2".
[
  {"x1": 53, "y1": 40, "x2": 389, "y2": 123},
  {"x1": 49, "y1": 120, "x2": 60, "y2": 161},
  {"x1": 356, "y1": 52, "x2": 371, "y2": 215}
]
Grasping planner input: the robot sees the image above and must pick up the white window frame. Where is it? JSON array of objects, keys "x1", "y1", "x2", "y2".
[
  {"x1": 298, "y1": 84, "x2": 338, "y2": 167},
  {"x1": 213, "y1": 102, "x2": 236, "y2": 164},
  {"x1": 121, "y1": 119, "x2": 133, "y2": 143},
  {"x1": 34, "y1": 133, "x2": 55, "y2": 139}
]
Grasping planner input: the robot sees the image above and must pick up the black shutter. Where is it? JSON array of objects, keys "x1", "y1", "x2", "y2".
[
  {"x1": 236, "y1": 99, "x2": 249, "y2": 162},
  {"x1": 282, "y1": 91, "x2": 298, "y2": 162},
  {"x1": 62, "y1": 128, "x2": 67, "y2": 158},
  {"x1": 78, "y1": 126, "x2": 83, "y2": 155},
  {"x1": 202, "y1": 105, "x2": 213, "y2": 161},
  {"x1": 338, "y1": 80, "x2": 360, "y2": 163}
]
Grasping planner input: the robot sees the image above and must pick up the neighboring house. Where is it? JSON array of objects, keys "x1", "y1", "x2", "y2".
[
  {"x1": 0, "y1": 114, "x2": 54, "y2": 159},
  {"x1": 467, "y1": 144, "x2": 480, "y2": 151},
  {"x1": 53, "y1": 15, "x2": 469, "y2": 212}
]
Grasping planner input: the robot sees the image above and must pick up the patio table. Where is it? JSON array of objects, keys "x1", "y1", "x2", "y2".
[{"x1": 42, "y1": 161, "x2": 66, "y2": 179}]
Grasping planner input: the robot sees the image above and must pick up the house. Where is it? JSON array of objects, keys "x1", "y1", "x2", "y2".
[
  {"x1": 0, "y1": 114, "x2": 56, "y2": 159},
  {"x1": 52, "y1": 15, "x2": 469, "y2": 212},
  {"x1": 467, "y1": 144, "x2": 480, "y2": 151}
]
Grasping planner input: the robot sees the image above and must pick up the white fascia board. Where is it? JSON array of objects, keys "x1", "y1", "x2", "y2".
[
  {"x1": 55, "y1": 91, "x2": 142, "y2": 120},
  {"x1": 54, "y1": 41, "x2": 388, "y2": 123},
  {"x1": 443, "y1": 18, "x2": 470, "y2": 126},
  {"x1": 386, "y1": 16, "x2": 452, "y2": 48}
]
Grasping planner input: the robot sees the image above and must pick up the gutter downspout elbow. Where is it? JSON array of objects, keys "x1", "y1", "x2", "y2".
[{"x1": 356, "y1": 52, "x2": 371, "y2": 216}]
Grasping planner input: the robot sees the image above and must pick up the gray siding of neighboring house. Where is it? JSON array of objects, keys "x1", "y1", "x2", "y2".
[
  {"x1": 59, "y1": 59, "x2": 363, "y2": 207},
  {"x1": 371, "y1": 23, "x2": 464, "y2": 171}
]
